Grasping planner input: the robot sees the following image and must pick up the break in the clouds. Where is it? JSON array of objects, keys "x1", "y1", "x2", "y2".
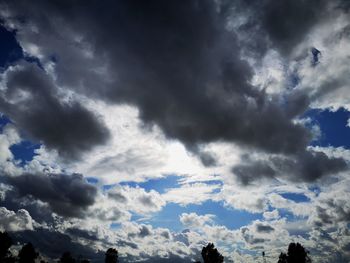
[{"x1": 0, "y1": 0, "x2": 350, "y2": 262}]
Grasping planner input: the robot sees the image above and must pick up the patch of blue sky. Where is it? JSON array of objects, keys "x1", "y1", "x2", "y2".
[
  {"x1": 280, "y1": 193, "x2": 310, "y2": 203},
  {"x1": 24, "y1": 55, "x2": 44, "y2": 69},
  {"x1": 86, "y1": 177, "x2": 99, "y2": 184},
  {"x1": 0, "y1": 24, "x2": 48, "y2": 71},
  {"x1": 308, "y1": 185, "x2": 321, "y2": 197},
  {"x1": 110, "y1": 222, "x2": 122, "y2": 230},
  {"x1": 102, "y1": 184, "x2": 117, "y2": 191},
  {"x1": 9, "y1": 140, "x2": 40, "y2": 165},
  {"x1": 305, "y1": 108, "x2": 350, "y2": 148},
  {"x1": 0, "y1": 24, "x2": 23, "y2": 69},
  {"x1": 0, "y1": 115, "x2": 11, "y2": 132},
  {"x1": 277, "y1": 209, "x2": 307, "y2": 221},
  {"x1": 143, "y1": 201, "x2": 262, "y2": 232},
  {"x1": 120, "y1": 174, "x2": 183, "y2": 194}
]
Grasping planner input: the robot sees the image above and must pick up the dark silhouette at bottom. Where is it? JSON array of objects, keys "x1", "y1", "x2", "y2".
[
  {"x1": 105, "y1": 248, "x2": 119, "y2": 263},
  {"x1": 278, "y1": 242, "x2": 311, "y2": 263},
  {"x1": 200, "y1": 243, "x2": 224, "y2": 263},
  {"x1": 0, "y1": 231, "x2": 315, "y2": 262},
  {"x1": 18, "y1": 243, "x2": 39, "y2": 263}
]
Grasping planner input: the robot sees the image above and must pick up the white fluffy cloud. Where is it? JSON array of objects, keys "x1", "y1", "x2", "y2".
[{"x1": 0, "y1": 207, "x2": 33, "y2": 231}]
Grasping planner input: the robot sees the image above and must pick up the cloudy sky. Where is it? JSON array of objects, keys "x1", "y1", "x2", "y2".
[{"x1": 0, "y1": 0, "x2": 350, "y2": 262}]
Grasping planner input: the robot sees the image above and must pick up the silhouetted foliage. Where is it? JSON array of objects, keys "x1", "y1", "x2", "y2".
[
  {"x1": 60, "y1": 251, "x2": 76, "y2": 263},
  {"x1": 278, "y1": 252, "x2": 288, "y2": 263},
  {"x1": 105, "y1": 248, "x2": 118, "y2": 263},
  {"x1": 201, "y1": 243, "x2": 224, "y2": 263},
  {"x1": 18, "y1": 243, "x2": 39, "y2": 263},
  {"x1": 0, "y1": 232, "x2": 12, "y2": 258},
  {"x1": 0, "y1": 232, "x2": 15, "y2": 263},
  {"x1": 0, "y1": 231, "x2": 315, "y2": 263},
  {"x1": 278, "y1": 243, "x2": 311, "y2": 263}
]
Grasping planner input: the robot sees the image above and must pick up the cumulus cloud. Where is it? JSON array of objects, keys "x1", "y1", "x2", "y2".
[
  {"x1": 180, "y1": 213, "x2": 215, "y2": 228},
  {"x1": 0, "y1": 207, "x2": 33, "y2": 231},
  {"x1": 263, "y1": 210, "x2": 280, "y2": 221},
  {"x1": 107, "y1": 185, "x2": 165, "y2": 215},
  {"x1": 162, "y1": 182, "x2": 221, "y2": 206}
]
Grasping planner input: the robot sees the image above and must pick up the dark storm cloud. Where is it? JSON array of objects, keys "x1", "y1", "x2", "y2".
[
  {"x1": 232, "y1": 160, "x2": 276, "y2": 186},
  {"x1": 0, "y1": 0, "x2": 348, "y2": 181},
  {"x1": 0, "y1": 0, "x2": 311, "y2": 157},
  {"x1": 4, "y1": 172, "x2": 97, "y2": 218},
  {"x1": 257, "y1": 0, "x2": 327, "y2": 56},
  {"x1": 233, "y1": 150, "x2": 347, "y2": 185},
  {"x1": 228, "y1": 0, "x2": 330, "y2": 58},
  {"x1": 0, "y1": 62, "x2": 110, "y2": 160},
  {"x1": 0, "y1": 182, "x2": 54, "y2": 224}
]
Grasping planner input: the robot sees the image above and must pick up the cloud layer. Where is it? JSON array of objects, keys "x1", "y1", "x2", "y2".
[{"x1": 0, "y1": 0, "x2": 350, "y2": 262}]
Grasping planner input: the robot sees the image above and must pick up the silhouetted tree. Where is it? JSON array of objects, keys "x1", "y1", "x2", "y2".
[
  {"x1": 0, "y1": 232, "x2": 15, "y2": 263},
  {"x1": 60, "y1": 251, "x2": 76, "y2": 263},
  {"x1": 201, "y1": 243, "x2": 224, "y2": 263},
  {"x1": 287, "y1": 243, "x2": 311, "y2": 263},
  {"x1": 18, "y1": 243, "x2": 39, "y2": 263},
  {"x1": 105, "y1": 248, "x2": 118, "y2": 263},
  {"x1": 278, "y1": 243, "x2": 311, "y2": 263},
  {"x1": 0, "y1": 232, "x2": 12, "y2": 258},
  {"x1": 278, "y1": 252, "x2": 288, "y2": 263}
]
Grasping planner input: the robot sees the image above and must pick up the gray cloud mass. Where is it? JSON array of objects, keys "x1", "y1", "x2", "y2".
[
  {"x1": 1, "y1": 0, "x2": 347, "y2": 183},
  {"x1": 3, "y1": 172, "x2": 97, "y2": 218},
  {"x1": 0, "y1": 62, "x2": 110, "y2": 160}
]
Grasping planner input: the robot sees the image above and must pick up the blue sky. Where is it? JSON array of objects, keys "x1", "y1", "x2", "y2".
[{"x1": 0, "y1": 2, "x2": 350, "y2": 263}]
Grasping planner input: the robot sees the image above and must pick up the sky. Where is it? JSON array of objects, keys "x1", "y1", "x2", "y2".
[{"x1": 0, "y1": 0, "x2": 349, "y2": 262}]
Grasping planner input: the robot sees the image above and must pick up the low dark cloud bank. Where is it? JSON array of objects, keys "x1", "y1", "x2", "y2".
[
  {"x1": 1, "y1": 172, "x2": 97, "y2": 218},
  {"x1": 0, "y1": 0, "x2": 349, "y2": 180},
  {"x1": 233, "y1": 150, "x2": 347, "y2": 185}
]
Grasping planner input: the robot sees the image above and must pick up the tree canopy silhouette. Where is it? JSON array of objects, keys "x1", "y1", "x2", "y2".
[
  {"x1": 18, "y1": 243, "x2": 39, "y2": 263},
  {"x1": 278, "y1": 242, "x2": 311, "y2": 263},
  {"x1": 201, "y1": 243, "x2": 224, "y2": 263},
  {"x1": 105, "y1": 248, "x2": 118, "y2": 263},
  {"x1": 60, "y1": 251, "x2": 76, "y2": 263},
  {"x1": 0, "y1": 232, "x2": 15, "y2": 263},
  {"x1": 0, "y1": 232, "x2": 12, "y2": 258}
]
